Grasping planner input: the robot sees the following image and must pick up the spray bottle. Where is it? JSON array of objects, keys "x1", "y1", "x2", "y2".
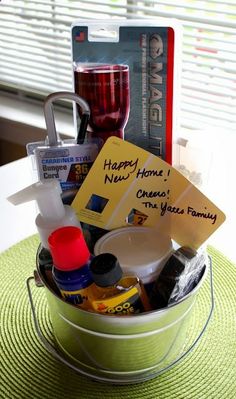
[{"x1": 7, "y1": 180, "x2": 81, "y2": 250}]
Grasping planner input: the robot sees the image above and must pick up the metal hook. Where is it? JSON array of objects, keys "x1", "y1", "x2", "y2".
[{"x1": 43, "y1": 91, "x2": 90, "y2": 147}]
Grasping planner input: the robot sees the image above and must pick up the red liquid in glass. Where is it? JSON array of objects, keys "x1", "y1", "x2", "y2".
[{"x1": 74, "y1": 64, "x2": 130, "y2": 143}]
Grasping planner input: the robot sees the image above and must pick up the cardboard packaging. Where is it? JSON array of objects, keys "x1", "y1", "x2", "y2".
[{"x1": 71, "y1": 19, "x2": 182, "y2": 164}]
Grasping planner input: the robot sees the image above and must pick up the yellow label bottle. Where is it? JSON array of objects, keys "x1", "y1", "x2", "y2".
[{"x1": 89, "y1": 253, "x2": 151, "y2": 314}]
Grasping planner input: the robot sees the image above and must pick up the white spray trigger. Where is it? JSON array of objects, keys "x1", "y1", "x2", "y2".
[{"x1": 7, "y1": 180, "x2": 65, "y2": 221}]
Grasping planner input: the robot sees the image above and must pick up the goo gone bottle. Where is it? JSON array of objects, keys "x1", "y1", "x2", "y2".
[
  {"x1": 89, "y1": 253, "x2": 151, "y2": 314},
  {"x1": 48, "y1": 226, "x2": 93, "y2": 309}
]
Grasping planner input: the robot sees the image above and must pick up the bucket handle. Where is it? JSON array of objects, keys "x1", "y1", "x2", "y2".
[{"x1": 26, "y1": 255, "x2": 214, "y2": 384}]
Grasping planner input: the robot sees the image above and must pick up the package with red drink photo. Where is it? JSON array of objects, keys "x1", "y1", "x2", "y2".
[{"x1": 71, "y1": 19, "x2": 181, "y2": 164}]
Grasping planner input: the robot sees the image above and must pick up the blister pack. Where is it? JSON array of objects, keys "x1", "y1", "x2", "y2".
[{"x1": 71, "y1": 19, "x2": 181, "y2": 164}]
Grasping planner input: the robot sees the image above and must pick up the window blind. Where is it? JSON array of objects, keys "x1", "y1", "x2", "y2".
[{"x1": 0, "y1": 0, "x2": 235, "y2": 131}]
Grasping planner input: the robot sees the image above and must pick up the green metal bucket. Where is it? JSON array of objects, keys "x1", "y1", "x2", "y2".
[{"x1": 27, "y1": 257, "x2": 213, "y2": 384}]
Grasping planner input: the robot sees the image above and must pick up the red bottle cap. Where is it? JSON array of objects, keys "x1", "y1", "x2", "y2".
[{"x1": 48, "y1": 226, "x2": 90, "y2": 271}]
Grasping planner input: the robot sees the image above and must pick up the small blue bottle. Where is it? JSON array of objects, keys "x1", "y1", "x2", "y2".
[{"x1": 48, "y1": 226, "x2": 93, "y2": 309}]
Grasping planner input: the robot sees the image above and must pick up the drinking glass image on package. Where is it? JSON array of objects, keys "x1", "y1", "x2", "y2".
[{"x1": 74, "y1": 63, "x2": 130, "y2": 143}]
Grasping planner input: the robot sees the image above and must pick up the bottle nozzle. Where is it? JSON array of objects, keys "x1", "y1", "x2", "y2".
[{"x1": 7, "y1": 180, "x2": 65, "y2": 221}]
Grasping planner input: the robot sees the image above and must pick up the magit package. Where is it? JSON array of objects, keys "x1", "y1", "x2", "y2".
[{"x1": 71, "y1": 19, "x2": 181, "y2": 164}]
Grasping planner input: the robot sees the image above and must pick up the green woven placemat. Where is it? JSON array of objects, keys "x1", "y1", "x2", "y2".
[{"x1": 0, "y1": 234, "x2": 235, "y2": 399}]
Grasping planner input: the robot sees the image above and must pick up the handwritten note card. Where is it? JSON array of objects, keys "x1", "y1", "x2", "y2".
[{"x1": 72, "y1": 137, "x2": 226, "y2": 249}]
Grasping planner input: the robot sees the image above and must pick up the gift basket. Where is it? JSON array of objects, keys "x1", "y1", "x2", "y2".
[{"x1": 7, "y1": 20, "x2": 225, "y2": 385}]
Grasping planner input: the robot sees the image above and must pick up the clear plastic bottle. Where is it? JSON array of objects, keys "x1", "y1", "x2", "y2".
[{"x1": 89, "y1": 253, "x2": 151, "y2": 314}]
